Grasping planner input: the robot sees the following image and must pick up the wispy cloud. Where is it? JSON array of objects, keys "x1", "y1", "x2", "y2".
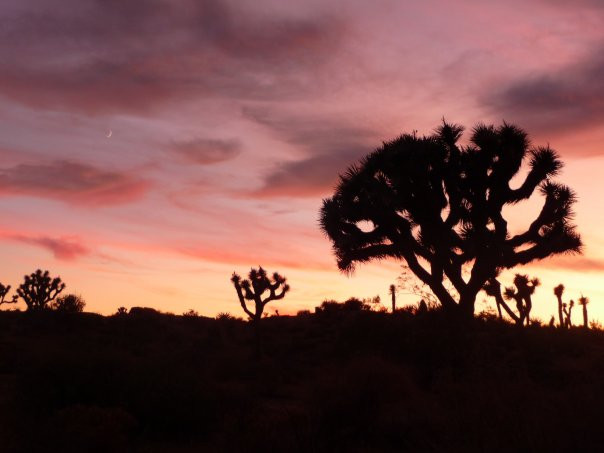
[
  {"x1": 0, "y1": 231, "x2": 90, "y2": 261},
  {"x1": 243, "y1": 106, "x2": 378, "y2": 197},
  {"x1": 482, "y1": 43, "x2": 604, "y2": 135},
  {"x1": 0, "y1": 160, "x2": 150, "y2": 205},
  {"x1": 535, "y1": 255, "x2": 604, "y2": 273},
  {"x1": 170, "y1": 138, "x2": 241, "y2": 164}
]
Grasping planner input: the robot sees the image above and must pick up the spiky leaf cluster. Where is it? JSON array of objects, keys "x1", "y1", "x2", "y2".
[
  {"x1": 17, "y1": 269, "x2": 66, "y2": 311},
  {"x1": 320, "y1": 121, "x2": 581, "y2": 313}
]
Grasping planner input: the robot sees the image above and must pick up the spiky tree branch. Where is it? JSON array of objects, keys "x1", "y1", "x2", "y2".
[{"x1": 320, "y1": 121, "x2": 581, "y2": 318}]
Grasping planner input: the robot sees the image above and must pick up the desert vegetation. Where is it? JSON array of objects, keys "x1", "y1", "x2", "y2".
[{"x1": 0, "y1": 121, "x2": 600, "y2": 451}]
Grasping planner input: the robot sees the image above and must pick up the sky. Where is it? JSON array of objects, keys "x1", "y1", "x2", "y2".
[{"x1": 1, "y1": 0, "x2": 604, "y2": 321}]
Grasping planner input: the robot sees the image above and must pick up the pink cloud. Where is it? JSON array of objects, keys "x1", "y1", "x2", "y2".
[
  {"x1": 179, "y1": 245, "x2": 332, "y2": 271},
  {"x1": 0, "y1": 230, "x2": 90, "y2": 261},
  {"x1": 532, "y1": 255, "x2": 604, "y2": 273},
  {"x1": 0, "y1": 160, "x2": 150, "y2": 205},
  {"x1": 170, "y1": 138, "x2": 241, "y2": 165}
]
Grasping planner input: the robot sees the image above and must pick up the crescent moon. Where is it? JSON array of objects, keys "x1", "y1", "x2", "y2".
[{"x1": 106, "y1": 129, "x2": 112, "y2": 138}]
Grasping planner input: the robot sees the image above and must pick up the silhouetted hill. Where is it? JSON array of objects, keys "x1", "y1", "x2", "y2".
[{"x1": 1, "y1": 309, "x2": 604, "y2": 452}]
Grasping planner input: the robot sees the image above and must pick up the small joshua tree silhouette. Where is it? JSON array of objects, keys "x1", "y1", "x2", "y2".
[
  {"x1": 515, "y1": 274, "x2": 540, "y2": 325},
  {"x1": 483, "y1": 277, "x2": 520, "y2": 324},
  {"x1": 503, "y1": 274, "x2": 540, "y2": 326},
  {"x1": 578, "y1": 295, "x2": 589, "y2": 329},
  {"x1": 563, "y1": 300, "x2": 574, "y2": 328},
  {"x1": 17, "y1": 269, "x2": 65, "y2": 311},
  {"x1": 389, "y1": 284, "x2": 396, "y2": 312},
  {"x1": 231, "y1": 267, "x2": 289, "y2": 323},
  {"x1": 554, "y1": 284, "x2": 565, "y2": 328},
  {"x1": 0, "y1": 282, "x2": 18, "y2": 307}
]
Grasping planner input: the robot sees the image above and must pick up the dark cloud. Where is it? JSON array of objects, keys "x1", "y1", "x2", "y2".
[
  {"x1": 0, "y1": 0, "x2": 345, "y2": 114},
  {"x1": 484, "y1": 44, "x2": 604, "y2": 134},
  {"x1": 243, "y1": 106, "x2": 377, "y2": 197},
  {"x1": 0, "y1": 160, "x2": 150, "y2": 205},
  {"x1": 171, "y1": 138, "x2": 241, "y2": 164},
  {"x1": 12, "y1": 235, "x2": 91, "y2": 261}
]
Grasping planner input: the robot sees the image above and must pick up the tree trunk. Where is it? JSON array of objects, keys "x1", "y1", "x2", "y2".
[
  {"x1": 524, "y1": 296, "x2": 532, "y2": 326},
  {"x1": 458, "y1": 291, "x2": 476, "y2": 320},
  {"x1": 252, "y1": 317, "x2": 262, "y2": 358},
  {"x1": 495, "y1": 298, "x2": 502, "y2": 319},
  {"x1": 583, "y1": 304, "x2": 588, "y2": 329},
  {"x1": 391, "y1": 293, "x2": 396, "y2": 313}
]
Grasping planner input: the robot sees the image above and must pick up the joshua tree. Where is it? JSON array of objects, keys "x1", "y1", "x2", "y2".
[
  {"x1": 563, "y1": 300, "x2": 574, "y2": 328},
  {"x1": 231, "y1": 267, "x2": 289, "y2": 356},
  {"x1": 0, "y1": 282, "x2": 18, "y2": 307},
  {"x1": 389, "y1": 284, "x2": 397, "y2": 312},
  {"x1": 483, "y1": 277, "x2": 519, "y2": 323},
  {"x1": 503, "y1": 274, "x2": 540, "y2": 326},
  {"x1": 115, "y1": 306, "x2": 128, "y2": 316},
  {"x1": 320, "y1": 121, "x2": 582, "y2": 319},
  {"x1": 52, "y1": 294, "x2": 85, "y2": 313},
  {"x1": 231, "y1": 267, "x2": 290, "y2": 323},
  {"x1": 578, "y1": 295, "x2": 589, "y2": 328},
  {"x1": 17, "y1": 269, "x2": 65, "y2": 311},
  {"x1": 554, "y1": 284, "x2": 565, "y2": 327}
]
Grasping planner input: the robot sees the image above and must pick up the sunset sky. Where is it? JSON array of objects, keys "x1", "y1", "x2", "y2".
[{"x1": 1, "y1": 0, "x2": 603, "y2": 321}]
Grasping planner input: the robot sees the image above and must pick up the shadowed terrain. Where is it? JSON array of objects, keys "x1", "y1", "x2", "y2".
[{"x1": 1, "y1": 308, "x2": 604, "y2": 452}]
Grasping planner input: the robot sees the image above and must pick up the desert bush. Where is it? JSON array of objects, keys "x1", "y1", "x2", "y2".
[{"x1": 52, "y1": 294, "x2": 85, "y2": 313}]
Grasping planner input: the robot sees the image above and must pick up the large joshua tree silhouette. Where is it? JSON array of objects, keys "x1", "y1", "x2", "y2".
[{"x1": 320, "y1": 122, "x2": 582, "y2": 318}]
